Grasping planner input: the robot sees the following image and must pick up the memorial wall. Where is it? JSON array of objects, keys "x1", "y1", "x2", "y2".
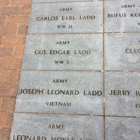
[{"x1": 10, "y1": 0, "x2": 140, "y2": 140}]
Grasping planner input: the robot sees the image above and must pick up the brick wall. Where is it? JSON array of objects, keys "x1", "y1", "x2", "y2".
[{"x1": 0, "y1": 0, "x2": 31, "y2": 139}]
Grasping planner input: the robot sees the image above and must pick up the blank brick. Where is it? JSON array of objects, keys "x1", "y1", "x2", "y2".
[
  {"x1": 2, "y1": 6, "x2": 20, "y2": 15},
  {"x1": 2, "y1": 36, "x2": 25, "y2": 47},
  {"x1": 20, "y1": 5, "x2": 31, "y2": 15},
  {"x1": 6, "y1": 15, "x2": 29, "y2": 25},
  {"x1": 10, "y1": 0, "x2": 32, "y2": 6},
  {"x1": 13, "y1": 46, "x2": 24, "y2": 58},
  {"x1": 0, "y1": 129, "x2": 10, "y2": 140},
  {"x1": 0, "y1": 70, "x2": 9, "y2": 83},
  {"x1": 0, "y1": 25, "x2": 17, "y2": 36},
  {"x1": 0, "y1": 112, "x2": 12, "y2": 129},
  {"x1": 8, "y1": 70, "x2": 20, "y2": 83},
  {"x1": 0, "y1": 83, "x2": 18, "y2": 97},
  {"x1": 0, "y1": 97, "x2": 3, "y2": 111},
  {"x1": 0, "y1": 48, "x2": 13, "y2": 58},
  {"x1": 0, "y1": 0, "x2": 10, "y2": 6},
  {"x1": 3, "y1": 97, "x2": 15, "y2": 112},
  {"x1": 0, "y1": 58, "x2": 21, "y2": 69},
  {"x1": 18, "y1": 25, "x2": 28, "y2": 35}
]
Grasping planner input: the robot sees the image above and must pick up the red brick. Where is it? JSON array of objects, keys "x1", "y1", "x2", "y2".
[
  {"x1": 0, "y1": 48, "x2": 13, "y2": 58},
  {"x1": 8, "y1": 70, "x2": 20, "y2": 83},
  {"x1": 2, "y1": 36, "x2": 26, "y2": 47},
  {"x1": 0, "y1": 15, "x2": 6, "y2": 26},
  {"x1": 18, "y1": 25, "x2": 28, "y2": 35},
  {"x1": 0, "y1": 59, "x2": 6, "y2": 69},
  {"x1": 0, "y1": 0, "x2": 10, "y2": 6},
  {"x1": 0, "y1": 129, "x2": 10, "y2": 140},
  {"x1": 13, "y1": 46, "x2": 24, "y2": 58},
  {"x1": 0, "y1": 25, "x2": 17, "y2": 36},
  {"x1": 0, "y1": 83, "x2": 18, "y2": 97},
  {"x1": 20, "y1": 5, "x2": 31, "y2": 15},
  {"x1": 0, "y1": 70, "x2": 9, "y2": 83},
  {"x1": 0, "y1": 112, "x2": 12, "y2": 129},
  {"x1": 3, "y1": 97, "x2": 15, "y2": 112},
  {"x1": 0, "y1": 58, "x2": 22, "y2": 70},
  {"x1": 2, "y1": 6, "x2": 20, "y2": 15},
  {"x1": 0, "y1": 97, "x2": 3, "y2": 111},
  {"x1": 6, "y1": 15, "x2": 29, "y2": 25},
  {"x1": 4, "y1": 58, "x2": 22, "y2": 69},
  {"x1": 10, "y1": 0, "x2": 32, "y2": 6},
  {"x1": 0, "y1": 36, "x2": 2, "y2": 45}
]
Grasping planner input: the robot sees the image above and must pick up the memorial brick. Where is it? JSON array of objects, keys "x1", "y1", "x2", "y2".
[
  {"x1": 28, "y1": 2, "x2": 103, "y2": 34},
  {"x1": 15, "y1": 71, "x2": 103, "y2": 115},
  {"x1": 9, "y1": 0, "x2": 140, "y2": 140},
  {"x1": 22, "y1": 34, "x2": 102, "y2": 70},
  {"x1": 106, "y1": 117, "x2": 140, "y2": 140},
  {"x1": 105, "y1": 33, "x2": 140, "y2": 70},
  {"x1": 105, "y1": 72, "x2": 140, "y2": 117},
  {"x1": 10, "y1": 114, "x2": 104, "y2": 140},
  {"x1": 105, "y1": 0, "x2": 140, "y2": 32}
]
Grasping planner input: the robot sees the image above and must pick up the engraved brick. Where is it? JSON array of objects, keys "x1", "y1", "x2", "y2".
[
  {"x1": 28, "y1": 2, "x2": 103, "y2": 34},
  {"x1": 22, "y1": 34, "x2": 102, "y2": 70},
  {"x1": 15, "y1": 71, "x2": 103, "y2": 115},
  {"x1": 10, "y1": 114, "x2": 104, "y2": 140},
  {"x1": 105, "y1": 72, "x2": 140, "y2": 117},
  {"x1": 105, "y1": 0, "x2": 140, "y2": 32}
]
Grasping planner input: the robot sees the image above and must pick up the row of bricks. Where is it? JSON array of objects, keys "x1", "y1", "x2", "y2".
[
  {"x1": 0, "y1": 0, "x2": 32, "y2": 139},
  {"x1": 0, "y1": 0, "x2": 32, "y2": 6}
]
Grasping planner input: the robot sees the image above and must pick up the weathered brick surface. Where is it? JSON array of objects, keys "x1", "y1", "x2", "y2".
[
  {"x1": 6, "y1": 15, "x2": 29, "y2": 25},
  {"x1": 0, "y1": 83, "x2": 18, "y2": 97},
  {"x1": 0, "y1": 47, "x2": 13, "y2": 58},
  {"x1": 18, "y1": 25, "x2": 28, "y2": 35},
  {"x1": 0, "y1": 70, "x2": 8, "y2": 83},
  {"x1": 0, "y1": 112, "x2": 13, "y2": 129},
  {"x1": 0, "y1": 129, "x2": 10, "y2": 140},
  {"x1": 0, "y1": 0, "x2": 31, "y2": 139},
  {"x1": 3, "y1": 98, "x2": 15, "y2": 112},
  {"x1": 13, "y1": 46, "x2": 24, "y2": 58},
  {"x1": 0, "y1": 97, "x2": 3, "y2": 111},
  {"x1": 1, "y1": 36, "x2": 26, "y2": 47},
  {"x1": 0, "y1": 0, "x2": 10, "y2": 6},
  {"x1": 10, "y1": 0, "x2": 32, "y2": 6},
  {"x1": 8, "y1": 70, "x2": 20, "y2": 84},
  {"x1": 0, "y1": 58, "x2": 22, "y2": 69}
]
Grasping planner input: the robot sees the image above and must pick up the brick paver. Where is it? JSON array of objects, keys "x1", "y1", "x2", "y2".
[{"x1": 0, "y1": 0, "x2": 32, "y2": 139}]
